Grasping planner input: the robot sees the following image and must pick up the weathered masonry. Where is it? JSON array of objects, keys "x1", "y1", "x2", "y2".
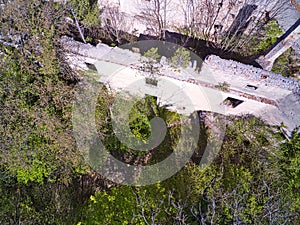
[{"x1": 63, "y1": 37, "x2": 300, "y2": 135}]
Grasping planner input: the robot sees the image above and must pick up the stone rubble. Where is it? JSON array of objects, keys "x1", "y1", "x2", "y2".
[{"x1": 205, "y1": 55, "x2": 300, "y2": 94}]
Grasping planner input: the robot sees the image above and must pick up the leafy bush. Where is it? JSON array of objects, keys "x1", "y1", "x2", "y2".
[{"x1": 70, "y1": 0, "x2": 101, "y2": 26}]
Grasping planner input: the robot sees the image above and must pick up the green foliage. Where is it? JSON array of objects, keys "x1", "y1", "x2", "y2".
[
  {"x1": 235, "y1": 19, "x2": 284, "y2": 56},
  {"x1": 280, "y1": 129, "x2": 300, "y2": 213},
  {"x1": 281, "y1": 130, "x2": 300, "y2": 188},
  {"x1": 83, "y1": 186, "x2": 136, "y2": 224},
  {"x1": 250, "y1": 19, "x2": 284, "y2": 54},
  {"x1": 0, "y1": 180, "x2": 17, "y2": 224},
  {"x1": 80, "y1": 184, "x2": 175, "y2": 224},
  {"x1": 0, "y1": 1, "x2": 299, "y2": 224},
  {"x1": 272, "y1": 48, "x2": 300, "y2": 77},
  {"x1": 95, "y1": 92, "x2": 182, "y2": 166},
  {"x1": 15, "y1": 159, "x2": 52, "y2": 184},
  {"x1": 143, "y1": 47, "x2": 161, "y2": 62},
  {"x1": 0, "y1": 0, "x2": 81, "y2": 184},
  {"x1": 215, "y1": 81, "x2": 230, "y2": 92},
  {"x1": 70, "y1": 0, "x2": 100, "y2": 26},
  {"x1": 182, "y1": 117, "x2": 295, "y2": 224},
  {"x1": 169, "y1": 47, "x2": 191, "y2": 68},
  {"x1": 129, "y1": 98, "x2": 153, "y2": 141},
  {"x1": 140, "y1": 48, "x2": 162, "y2": 78}
]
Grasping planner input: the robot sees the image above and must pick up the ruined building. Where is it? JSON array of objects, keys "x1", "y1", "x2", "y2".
[{"x1": 63, "y1": 33, "x2": 300, "y2": 136}]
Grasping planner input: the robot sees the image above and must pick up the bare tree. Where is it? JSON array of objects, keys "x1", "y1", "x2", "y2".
[
  {"x1": 132, "y1": 190, "x2": 165, "y2": 225},
  {"x1": 132, "y1": 189, "x2": 190, "y2": 225},
  {"x1": 291, "y1": 0, "x2": 300, "y2": 13},
  {"x1": 71, "y1": 8, "x2": 86, "y2": 43},
  {"x1": 138, "y1": 0, "x2": 171, "y2": 39},
  {"x1": 100, "y1": 5, "x2": 134, "y2": 43},
  {"x1": 220, "y1": 0, "x2": 289, "y2": 53},
  {"x1": 179, "y1": 0, "x2": 226, "y2": 39},
  {"x1": 179, "y1": 0, "x2": 289, "y2": 53},
  {"x1": 180, "y1": 0, "x2": 196, "y2": 33},
  {"x1": 260, "y1": 180, "x2": 295, "y2": 224}
]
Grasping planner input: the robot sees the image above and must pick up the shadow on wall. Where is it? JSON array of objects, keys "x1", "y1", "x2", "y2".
[
  {"x1": 227, "y1": 4, "x2": 258, "y2": 36},
  {"x1": 64, "y1": 21, "x2": 261, "y2": 67},
  {"x1": 139, "y1": 30, "x2": 260, "y2": 66}
]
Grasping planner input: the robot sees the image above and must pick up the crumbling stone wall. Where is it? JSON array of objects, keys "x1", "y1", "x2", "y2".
[{"x1": 205, "y1": 55, "x2": 300, "y2": 94}]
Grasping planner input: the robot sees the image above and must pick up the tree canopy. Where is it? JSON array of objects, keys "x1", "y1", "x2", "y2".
[{"x1": 0, "y1": 0, "x2": 299, "y2": 224}]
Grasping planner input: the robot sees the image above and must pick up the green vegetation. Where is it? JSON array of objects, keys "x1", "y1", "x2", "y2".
[
  {"x1": 235, "y1": 19, "x2": 284, "y2": 57},
  {"x1": 140, "y1": 48, "x2": 162, "y2": 85},
  {"x1": 76, "y1": 116, "x2": 300, "y2": 224},
  {"x1": 143, "y1": 47, "x2": 161, "y2": 62},
  {"x1": 95, "y1": 92, "x2": 182, "y2": 162},
  {"x1": 0, "y1": 1, "x2": 299, "y2": 224},
  {"x1": 70, "y1": 0, "x2": 101, "y2": 26},
  {"x1": 251, "y1": 19, "x2": 284, "y2": 54},
  {"x1": 140, "y1": 48, "x2": 161, "y2": 76},
  {"x1": 0, "y1": 0, "x2": 79, "y2": 185},
  {"x1": 272, "y1": 48, "x2": 300, "y2": 78},
  {"x1": 279, "y1": 128, "x2": 300, "y2": 211},
  {"x1": 169, "y1": 47, "x2": 191, "y2": 69},
  {"x1": 215, "y1": 81, "x2": 231, "y2": 92}
]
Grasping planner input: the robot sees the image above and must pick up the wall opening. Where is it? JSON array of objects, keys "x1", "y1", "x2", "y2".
[
  {"x1": 223, "y1": 97, "x2": 244, "y2": 108},
  {"x1": 245, "y1": 84, "x2": 258, "y2": 90},
  {"x1": 85, "y1": 62, "x2": 97, "y2": 71}
]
